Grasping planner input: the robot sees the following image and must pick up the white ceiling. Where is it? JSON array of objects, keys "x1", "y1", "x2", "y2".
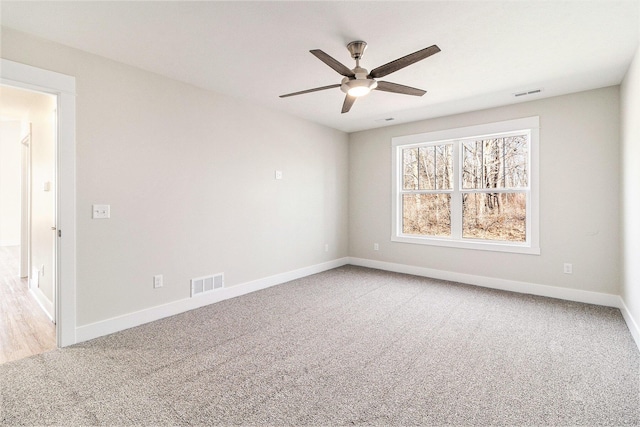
[{"x1": 1, "y1": 1, "x2": 638, "y2": 133}]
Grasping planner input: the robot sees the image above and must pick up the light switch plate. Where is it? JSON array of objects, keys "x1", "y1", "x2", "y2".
[
  {"x1": 92, "y1": 204, "x2": 110, "y2": 219},
  {"x1": 275, "y1": 170, "x2": 283, "y2": 180}
]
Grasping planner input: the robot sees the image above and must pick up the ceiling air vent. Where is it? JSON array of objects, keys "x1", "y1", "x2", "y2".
[{"x1": 514, "y1": 89, "x2": 543, "y2": 98}]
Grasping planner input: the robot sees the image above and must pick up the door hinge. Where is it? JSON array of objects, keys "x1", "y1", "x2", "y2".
[{"x1": 58, "y1": 230, "x2": 61, "y2": 237}]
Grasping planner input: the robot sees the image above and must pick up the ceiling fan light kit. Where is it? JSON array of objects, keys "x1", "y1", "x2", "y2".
[
  {"x1": 341, "y1": 77, "x2": 377, "y2": 97},
  {"x1": 280, "y1": 40, "x2": 440, "y2": 113}
]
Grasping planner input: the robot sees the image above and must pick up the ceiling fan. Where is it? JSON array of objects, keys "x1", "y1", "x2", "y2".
[{"x1": 280, "y1": 41, "x2": 441, "y2": 114}]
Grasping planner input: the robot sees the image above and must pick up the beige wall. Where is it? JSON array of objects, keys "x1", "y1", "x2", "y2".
[
  {"x1": 1, "y1": 28, "x2": 349, "y2": 326},
  {"x1": 349, "y1": 87, "x2": 621, "y2": 295},
  {"x1": 621, "y1": 44, "x2": 640, "y2": 327}
]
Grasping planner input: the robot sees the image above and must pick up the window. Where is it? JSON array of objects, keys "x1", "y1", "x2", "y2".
[{"x1": 392, "y1": 117, "x2": 539, "y2": 254}]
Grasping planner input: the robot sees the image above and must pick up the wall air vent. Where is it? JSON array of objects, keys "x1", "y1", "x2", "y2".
[
  {"x1": 191, "y1": 273, "x2": 224, "y2": 297},
  {"x1": 514, "y1": 89, "x2": 543, "y2": 98}
]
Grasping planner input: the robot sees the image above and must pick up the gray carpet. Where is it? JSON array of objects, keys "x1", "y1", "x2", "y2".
[{"x1": 1, "y1": 265, "x2": 638, "y2": 426}]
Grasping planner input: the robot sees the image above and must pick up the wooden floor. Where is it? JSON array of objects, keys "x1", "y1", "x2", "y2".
[{"x1": 0, "y1": 246, "x2": 56, "y2": 365}]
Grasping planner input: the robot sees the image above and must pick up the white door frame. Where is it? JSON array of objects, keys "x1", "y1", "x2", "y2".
[{"x1": 1, "y1": 59, "x2": 77, "y2": 347}]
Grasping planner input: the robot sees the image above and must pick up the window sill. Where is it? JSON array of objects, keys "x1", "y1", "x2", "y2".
[{"x1": 391, "y1": 234, "x2": 540, "y2": 255}]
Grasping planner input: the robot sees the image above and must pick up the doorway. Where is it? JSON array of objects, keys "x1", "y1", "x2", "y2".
[
  {"x1": 0, "y1": 85, "x2": 57, "y2": 363},
  {"x1": 1, "y1": 58, "x2": 77, "y2": 354}
]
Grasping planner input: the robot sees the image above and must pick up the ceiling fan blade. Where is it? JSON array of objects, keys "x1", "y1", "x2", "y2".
[
  {"x1": 369, "y1": 45, "x2": 441, "y2": 79},
  {"x1": 310, "y1": 49, "x2": 355, "y2": 77},
  {"x1": 279, "y1": 84, "x2": 341, "y2": 98},
  {"x1": 375, "y1": 81, "x2": 426, "y2": 96},
  {"x1": 341, "y1": 94, "x2": 356, "y2": 114}
]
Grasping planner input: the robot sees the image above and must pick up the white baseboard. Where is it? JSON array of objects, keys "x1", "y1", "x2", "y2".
[
  {"x1": 618, "y1": 297, "x2": 640, "y2": 351},
  {"x1": 349, "y1": 257, "x2": 640, "y2": 351},
  {"x1": 29, "y1": 286, "x2": 54, "y2": 322},
  {"x1": 75, "y1": 257, "x2": 350, "y2": 344},
  {"x1": 348, "y1": 257, "x2": 620, "y2": 307}
]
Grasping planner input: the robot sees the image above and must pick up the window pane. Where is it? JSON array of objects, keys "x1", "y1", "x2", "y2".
[
  {"x1": 462, "y1": 193, "x2": 526, "y2": 242},
  {"x1": 504, "y1": 136, "x2": 528, "y2": 188},
  {"x1": 436, "y1": 144, "x2": 453, "y2": 190},
  {"x1": 462, "y1": 136, "x2": 528, "y2": 189},
  {"x1": 402, "y1": 194, "x2": 451, "y2": 237},
  {"x1": 462, "y1": 140, "x2": 482, "y2": 189},
  {"x1": 418, "y1": 144, "x2": 452, "y2": 190},
  {"x1": 402, "y1": 148, "x2": 418, "y2": 190},
  {"x1": 418, "y1": 146, "x2": 435, "y2": 190}
]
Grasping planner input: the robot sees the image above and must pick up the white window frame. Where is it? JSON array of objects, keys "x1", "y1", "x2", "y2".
[{"x1": 391, "y1": 116, "x2": 540, "y2": 255}]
